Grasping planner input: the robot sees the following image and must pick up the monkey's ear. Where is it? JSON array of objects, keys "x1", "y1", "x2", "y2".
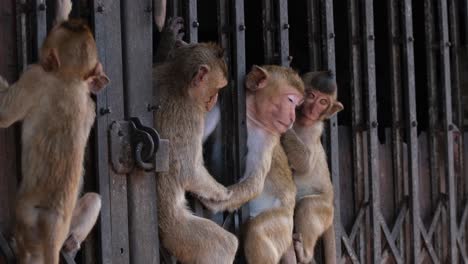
[
  {"x1": 86, "y1": 62, "x2": 110, "y2": 94},
  {"x1": 245, "y1": 65, "x2": 268, "y2": 91},
  {"x1": 192, "y1": 64, "x2": 210, "y2": 88},
  {"x1": 42, "y1": 49, "x2": 60, "y2": 72},
  {"x1": 328, "y1": 101, "x2": 344, "y2": 117}
]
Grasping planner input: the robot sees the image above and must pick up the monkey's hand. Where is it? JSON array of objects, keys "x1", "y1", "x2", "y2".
[
  {"x1": 55, "y1": 0, "x2": 72, "y2": 25},
  {"x1": 199, "y1": 197, "x2": 229, "y2": 214},
  {"x1": 63, "y1": 233, "x2": 80, "y2": 253},
  {"x1": 165, "y1": 17, "x2": 185, "y2": 41},
  {"x1": 293, "y1": 233, "x2": 307, "y2": 264}
]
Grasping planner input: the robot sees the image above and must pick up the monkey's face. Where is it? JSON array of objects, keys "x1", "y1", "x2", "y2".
[
  {"x1": 298, "y1": 89, "x2": 331, "y2": 126},
  {"x1": 190, "y1": 66, "x2": 227, "y2": 111},
  {"x1": 254, "y1": 81, "x2": 303, "y2": 134}
]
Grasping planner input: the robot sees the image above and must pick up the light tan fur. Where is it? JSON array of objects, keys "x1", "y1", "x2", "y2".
[
  {"x1": 200, "y1": 65, "x2": 304, "y2": 264},
  {"x1": 153, "y1": 42, "x2": 238, "y2": 264},
  {"x1": 244, "y1": 144, "x2": 297, "y2": 264},
  {"x1": 0, "y1": 19, "x2": 108, "y2": 264},
  {"x1": 281, "y1": 71, "x2": 343, "y2": 263}
]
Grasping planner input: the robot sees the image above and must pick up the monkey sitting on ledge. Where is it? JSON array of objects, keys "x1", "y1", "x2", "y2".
[
  {"x1": 0, "y1": 19, "x2": 108, "y2": 264},
  {"x1": 281, "y1": 70, "x2": 343, "y2": 264}
]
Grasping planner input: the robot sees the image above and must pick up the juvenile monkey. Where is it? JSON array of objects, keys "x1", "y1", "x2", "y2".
[
  {"x1": 200, "y1": 65, "x2": 304, "y2": 263},
  {"x1": 153, "y1": 42, "x2": 238, "y2": 263},
  {"x1": 281, "y1": 71, "x2": 343, "y2": 263},
  {"x1": 0, "y1": 20, "x2": 109, "y2": 264}
]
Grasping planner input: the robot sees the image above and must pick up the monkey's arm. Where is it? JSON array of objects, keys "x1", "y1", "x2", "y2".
[
  {"x1": 187, "y1": 165, "x2": 231, "y2": 202},
  {"x1": 281, "y1": 129, "x2": 311, "y2": 174},
  {"x1": 0, "y1": 75, "x2": 33, "y2": 127},
  {"x1": 155, "y1": 17, "x2": 185, "y2": 63},
  {"x1": 55, "y1": 0, "x2": 72, "y2": 25},
  {"x1": 200, "y1": 156, "x2": 270, "y2": 213}
]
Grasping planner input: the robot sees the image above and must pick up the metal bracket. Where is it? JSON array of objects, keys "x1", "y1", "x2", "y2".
[{"x1": 109, "y1": 118, "x2": 169, "y2": 174}]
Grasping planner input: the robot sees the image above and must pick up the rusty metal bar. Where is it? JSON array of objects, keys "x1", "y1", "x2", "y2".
[
  {"x1": 262, "y1": 0, "x2": 274, "y2": 64},
  {"x1": 437, "y1": 0, "x2": 458, "y2": 262},
  {"x1": 347, "y1": 0, "x2": 366, "y2": 261},
  {"x1": 276, "y1": 0, "x2": 289, "y2": 67},
  {"x1": 321, "y1": 0, "x2": 339, "y2": 261},
  {"x1": 400, "y1": 0, "x2": 421, "y2": 262},
  {"x1": 121, "y1": 0, "x2": 160, "y2": 263},
  {"x1": 361, "y1": 0, "x2": 381, "y2": 262},
  {"x1": 166, "y1": 0, "x2": 179, "y2": 18},
  {"x1": 185, "y1": 0, "x2": 198, "y2": 43},
  {"x1": 93, "y1": 0, "x2": 130, "y2": 263},
  {"x1": 306, "y1": 0, "x2": 320, "y2": 70},
  {"x1": 232, "y1": 0, "x2": 248, "y2": 228}
]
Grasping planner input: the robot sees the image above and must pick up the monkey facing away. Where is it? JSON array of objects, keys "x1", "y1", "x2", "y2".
[
  {"x1": 0, "y1": 20, "x2": 109, "y2": 264},
  {"x1": 200, "y1": 65, "x2": 304, "y2": 263},
  {"x1": 153, "y1": 42, "x2": 238, "y2": 263},
  {"x1": 281, "y1": 71, "x2": 343, "y2": 263}
]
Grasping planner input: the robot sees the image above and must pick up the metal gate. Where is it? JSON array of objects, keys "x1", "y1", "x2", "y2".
[{"x1": 0, "y1": 0, "x2": 467, "y2": 263}]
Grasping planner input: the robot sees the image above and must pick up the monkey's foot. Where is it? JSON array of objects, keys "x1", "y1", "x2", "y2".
[
  {"x1": 63, "y1": 233, "x2": 80, "y2": 253},
  {"x1": 293, "y1": 233, "x2": 307, "y2": 263}
]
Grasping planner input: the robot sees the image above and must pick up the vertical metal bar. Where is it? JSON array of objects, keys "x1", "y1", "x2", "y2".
[
  {"x1": 93, "y1": 0, "x2": 130, "y2": 263},
  {"x1": 33, "y1": 0, "x2": 47, "y2": 60},
  {"x1": 321, "y1": 0, "x2": 339, "y2": 261},
  {"x1": 121, "y1": 0, "x2": 159, "y2": 263},
  {"x1": 361, "y1": 0, "x2": 381, "y2": 263},
  {"x1": 232, "y1": 0, "x2": 248, "y2": 227},
  {"x1": 448, "y1": 0, "x2": 464, "y2": 204},
  {"x1": 387, "y1": 0, "x2": 408, "y2": 259},
  {"x1": 167, "y1": 0, "x2": 179, "y2": 18},
  {"x1": 262, "y1": 0, "x2": 274, "y2": 64},
  {"x1": 16, "y1": 0, "x2": 27, "y2": 70},
  {"x1": 186, "y1": 0, "x2": 198, "y2": 43},
  {"x1": 276, "y1": 0, "x2": 289, "y2": 67},
  {"x1": 401, "y1": 1, "x2": 421, "y2": 262},
  {"x1": 307, "y1": 0, "x2": 321, "y2": 70},
  {"x1": 347, "y1": 0, "x2": 366, "y2": 261},
  {"x1": 437, "y1": 0, "x2": 458, "y2": 262}
]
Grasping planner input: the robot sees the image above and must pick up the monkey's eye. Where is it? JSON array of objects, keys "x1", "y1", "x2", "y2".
[
  {"x1": 287, "y1": 94, "x2": 303, "y2": 106},
  {"x1": 319, "y1": 99, "x2": 329, "y2": 106},
  {"x1": 308, "y1": 92, "x2": 315, "y2": 99}
]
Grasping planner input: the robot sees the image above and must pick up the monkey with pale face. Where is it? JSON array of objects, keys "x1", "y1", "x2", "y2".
[
  {"x1": 200, "y1": 65, "x2": 304, "y2": 263},
  {"x1": 281, "y1": 71, "x2": 343, "y2": 264},
  {"x1": 0, "y1": 19, "x2": 109, "y2": 264},
  {"x1": 153, "y1": 42, "x2": 238, "y2": 263}
]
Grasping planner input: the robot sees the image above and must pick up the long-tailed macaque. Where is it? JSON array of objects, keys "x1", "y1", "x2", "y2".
[
  {"x1": 281, "y1": 70, "x2": 343, "y2": 263},
  {"x1": 200, "y1": 65, "x2": 304, "y2": 263},
  {"x1": 0, "y1": 19, "x2": 109, "y2": 264},
  {"x1": 153, "y1": 42, "x2": 238, "y2": 263}
]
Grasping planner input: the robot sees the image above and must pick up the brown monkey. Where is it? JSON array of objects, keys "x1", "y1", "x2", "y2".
[
  {"x1": 0, "y1": 20, "x2": 109, "y2": 264},
  {"x1": 153, "y1": 42, "x2": 238, "y2": 263},
  {"x1": 200, "y1": 65, "x2": 304, "y2": 263},
  {"x1": 281, "y1": 71, "x2": 343, "y2": 264}
]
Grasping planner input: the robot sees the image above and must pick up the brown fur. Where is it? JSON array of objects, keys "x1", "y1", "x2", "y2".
[
  {"x1": 200, "y1": 65, "x2": 304, "y2": 213},
  {"x1": 244, "y1": 144, "x2": 297, "y2": 264},
  {"x1": 281, "y1": 71, "x2": 343, "y2": 263},
  {"x1": 153, "y1": 42, "x2": 238, "y2": 263},
  {"x1": 0, "y1": 19, "x2": 107, "y2": 264}
]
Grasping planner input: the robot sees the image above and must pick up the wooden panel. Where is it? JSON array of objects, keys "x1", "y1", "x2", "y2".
[
  {"x1": 93, "y1": 0, "x2": 130, "y2": 263},
  {"x1": 121, "y1": 0, "x2": 159, "y2": 263}
]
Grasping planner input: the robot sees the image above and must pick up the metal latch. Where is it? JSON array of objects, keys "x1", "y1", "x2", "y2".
[{"x1": 109, "y1": 118, "x2": 169, "y2": 174}]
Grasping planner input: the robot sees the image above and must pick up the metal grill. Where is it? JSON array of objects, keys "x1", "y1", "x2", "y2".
[{"x1": 1, "y1": 0, "x2": 466, "y2": 263}]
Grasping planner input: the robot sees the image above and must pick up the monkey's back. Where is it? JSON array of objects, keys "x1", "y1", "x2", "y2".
[{"x1": 18, "y1": 66, "x2": 95, "y2": 210}]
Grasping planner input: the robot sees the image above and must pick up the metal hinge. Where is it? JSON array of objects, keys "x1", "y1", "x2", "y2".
[{"x1": 109, "y1": 117, "x2": 169, "y2": 174}]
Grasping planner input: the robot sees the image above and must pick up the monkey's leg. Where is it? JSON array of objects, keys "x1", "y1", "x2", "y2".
[
  {"x1": 244, "y1": 208, "x2": 293, "y2": 264},
  {"x1": 15, "y1": 198, "x2": 69, "y2": 264},
  {"x1": 187, "y1": 168, "x2": 232, "y2": 202},
  {"x1": 294, "y1": 196, "x2": 333, "y2": 264},
  {"x1": 63, "y1": 193, "x2": 101, "y2": 258},
  {"x1": 161, "y1": 214, "x2": 238, "y2": 264}
]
